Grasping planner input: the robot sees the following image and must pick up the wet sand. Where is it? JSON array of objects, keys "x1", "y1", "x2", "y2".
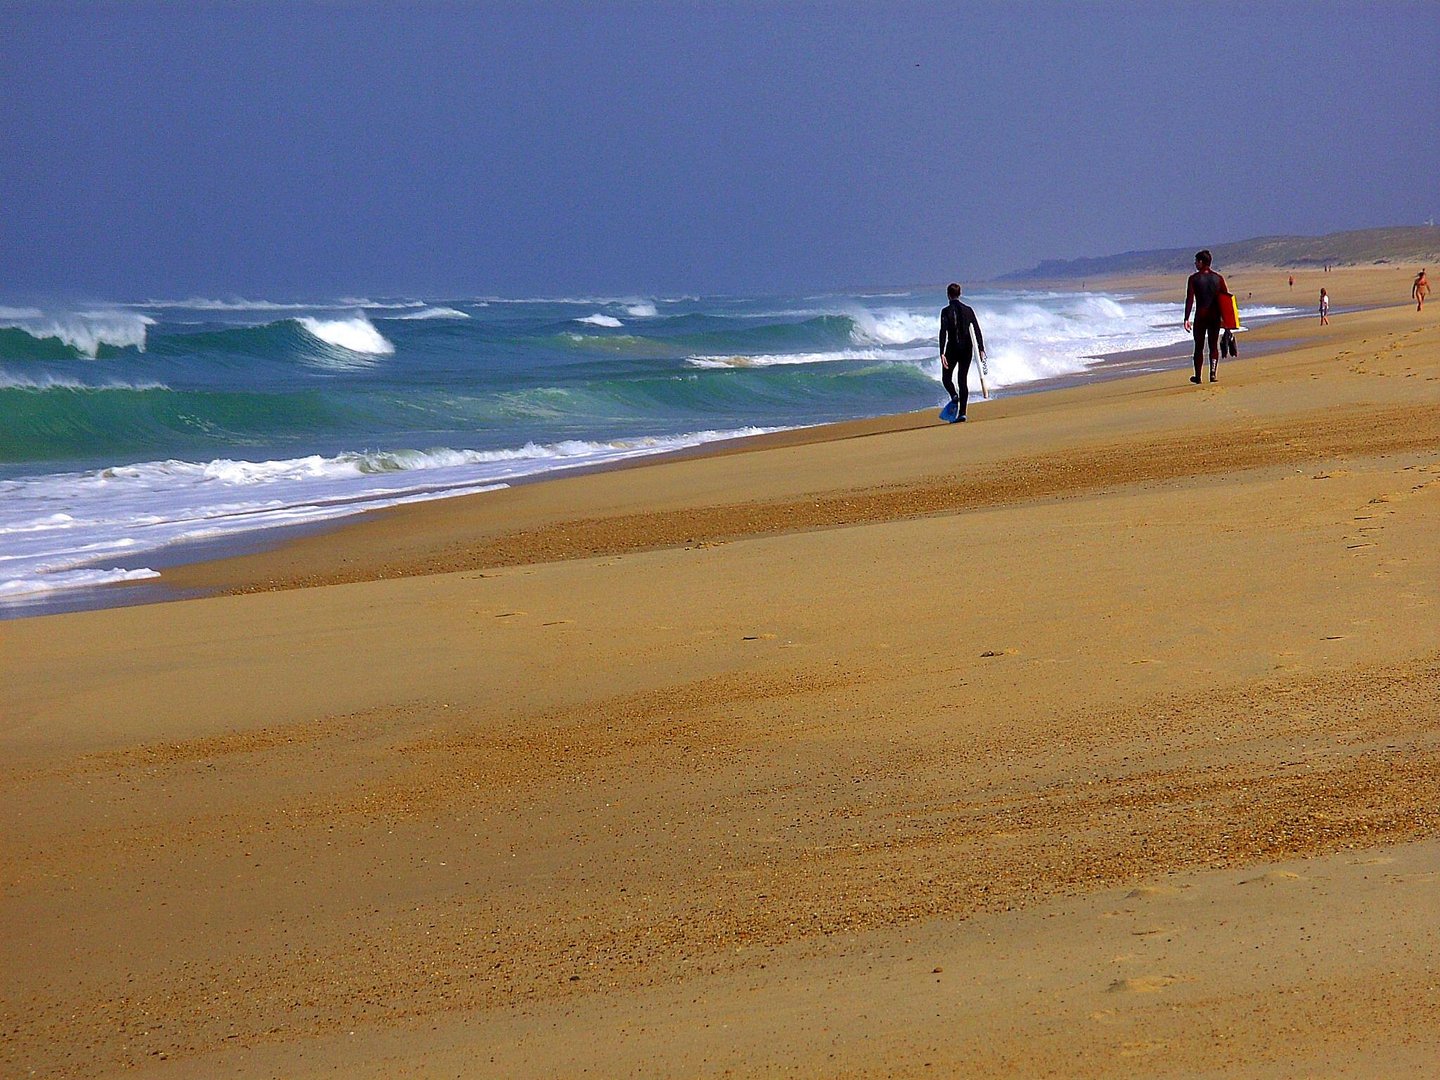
[{"x1": 3, "y1": 266, "x2": 1437, "y2": 1077}]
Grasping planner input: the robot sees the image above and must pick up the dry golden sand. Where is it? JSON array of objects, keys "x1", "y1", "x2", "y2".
[{"x1": 3, "y1": 267, "x2": 1438, "y2": 1077}]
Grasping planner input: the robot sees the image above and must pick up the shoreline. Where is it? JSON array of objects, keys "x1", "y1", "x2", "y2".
[
  {"x1": 4, "y1": 277, "x2": 1315, "y2": 620},
  {"x1": 140, "y1": 272, "x2": 1387, "y2": 601},
  {"x1": 4, "y1": 265, "x2": 1437, "y2": 1078}
]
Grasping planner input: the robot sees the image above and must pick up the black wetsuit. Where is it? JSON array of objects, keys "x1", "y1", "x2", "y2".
[
  {"x1": 939, "y1": 300, "x2": 984, "y2": 416},
  {"x1": 1185, "y1": 268, "x2": 1228, "y2": 380}
]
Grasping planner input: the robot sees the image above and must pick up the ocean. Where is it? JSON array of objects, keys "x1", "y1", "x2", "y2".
[{"x1": 0, "y1": 288, "x2": 1293, "y2": 613}]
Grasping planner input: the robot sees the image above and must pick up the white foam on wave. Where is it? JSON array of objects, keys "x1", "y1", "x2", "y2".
[
  {"x1": 385, "y1": 306, "x2": 472, "y2": 321},
  {"x1": 0, "y1": 566, "x2": 160, "y2": 598},
  {"x1": 969, "y1": 345, "x2": 1096, "y2": 388},
  {"x1": 688, "y1": 290, "x2": 1202, "y2": 385},
  {"x1": 804, "y1": 291, "x2": 1205, "y2": 393},
  {"x1": 955, "y1": 294, "x2": 1190, "y2": 389},
  {"x1": 577, "y1": 314, "x2": 624, "y2": 328},
  {"x1": 847, "y1": 308, "x2": 935, "y2": 346},
  {"x1": 985, "y1": 296, "x2": 1176, "y2": 349},
  {"x1": 296, "y1": 316, "x2": 395, "y2": 355},
  {"x1": 0, "y1": 310, "x2": 154, "y2": 357},
  {"x1": 0, "y1": 426, "x2": 788, "y2": 604},
  {"x1": 133, "y1": 297, "x2": 431, "y2": 313},
  {"x1": 344, "y1": 298, "x2": 426, "y2": 309},
  {"x1": 1231, "y1": 304, "x2": 1298, "y2": 319},
  {"x1": 474, "y1": 294, "x2": 692, "y2": 307},
  {"x1": 687, "y1": 347, "x2": 929, "y2": 369},
  {"x1": 625, "y1": 302, "x2": 659, "y2": 317},
  {"x1": 136, "y1": 297, "x2": 316, "y2": 312},
  {"x1": 0, "y1": 370, "x2": 168, "y2": 391}
]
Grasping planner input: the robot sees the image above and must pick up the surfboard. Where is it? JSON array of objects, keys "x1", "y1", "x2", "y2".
[
  {"x1": 1220, "y1": 293, "x2": 1241, "y2": 330},
  {"x1": 939, "y1": 399, "x2": 961, "y2": 423},
  {"x1": 970, "y1": 326, "x2": 988, "y2": 399}
]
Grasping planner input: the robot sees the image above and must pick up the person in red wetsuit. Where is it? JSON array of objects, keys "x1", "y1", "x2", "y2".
[{"x1": 1183, "y1": 249, "x2": 1228, "y2": 384}]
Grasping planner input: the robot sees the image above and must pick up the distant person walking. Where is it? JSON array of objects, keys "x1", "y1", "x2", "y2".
[
  {"x1": 938, "y1": 283, "x2": 986, "y2": 422},
  {"x1": 1288, "y1": 274, "x2": 1294, "y2": 289},
  {"x1": 1183, "y1": 250, "x2": 1228, "y2": 384},
  {"x1": 1414, "y1": 268, "x2": 1430, "y2": 311},
  {"x1": 1319, "y1": 288, "x2": 1330, "y2": 325}
]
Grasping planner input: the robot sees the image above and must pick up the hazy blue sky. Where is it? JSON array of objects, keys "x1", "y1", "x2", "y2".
[{"x1": 3, "y1": 1, "x2": 1436, "y2": 298}]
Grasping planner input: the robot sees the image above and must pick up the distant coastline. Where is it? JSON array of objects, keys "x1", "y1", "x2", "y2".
[{"x1": 997, "y1": 225, "x2": 1440, "y2": 281}]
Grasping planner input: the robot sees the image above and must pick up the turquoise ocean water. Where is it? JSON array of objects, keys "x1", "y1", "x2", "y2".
[{"x1": 0, "y1": 288, "x2": 1293, "y2": 612}]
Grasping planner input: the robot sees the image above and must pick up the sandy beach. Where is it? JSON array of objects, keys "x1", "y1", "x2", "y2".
[{"x1": 3, "y1": 265, "x2": 1437, "y2": 1077}]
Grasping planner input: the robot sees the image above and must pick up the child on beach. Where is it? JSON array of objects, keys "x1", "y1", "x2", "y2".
[{"x1": 1319, "y1": 288, "x2": 1330, "y2": 325}]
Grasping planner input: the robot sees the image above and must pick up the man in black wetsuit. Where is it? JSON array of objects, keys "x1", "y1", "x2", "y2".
[
  {"x1": 938, "y1": 282, "x2": 986, "y2": 420},
  {"x1": 1183, "y1": 249, "x2": 1229, "y2": 384}
]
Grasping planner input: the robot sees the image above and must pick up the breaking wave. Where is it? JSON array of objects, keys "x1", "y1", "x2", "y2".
[{"x1": 295, "y1": 316, "x2": 394, "y2": 355}]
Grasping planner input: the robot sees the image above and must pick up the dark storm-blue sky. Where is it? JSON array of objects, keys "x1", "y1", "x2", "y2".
[{"x1": 3, "y1": 1, "x2": 1435, "y2": 299}]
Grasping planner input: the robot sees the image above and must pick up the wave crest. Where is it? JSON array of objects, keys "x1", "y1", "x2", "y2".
[
  {"x1": 386, "y1": 306, "x2": 472, "y2": 321},
  {"x1": 295, "y1": 316, "x2": 394, "y2": 355},
  {"x1": 686, "y1": 347, "x2": 926, "y2": 369},
  {"x1": 0, "y1": 310, "x2": 153, "y2": 357},
  {"x1": 0, "y1": 370, "x2": 168, "y2": 391},
  {"x1": 847, "y1": 308, "x2": 934, "y2": 346}
]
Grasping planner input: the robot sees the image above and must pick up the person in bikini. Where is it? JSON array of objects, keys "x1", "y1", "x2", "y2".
[{"x1": 1414, "y1": 269, "x2": 1429, "y2": 312}]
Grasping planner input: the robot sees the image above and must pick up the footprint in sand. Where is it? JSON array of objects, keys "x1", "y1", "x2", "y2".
[
  {"x1": 1239, "y1": 870, "x2": 1304, "y2": 885},
  {"x1": 1120, "y1": 1040, "x2": 1167, "y2": 1057},
  {"x1": 1107, "y1": 974, "x2": 1188, "y2": 993},
  {"x1": 1124, "y1": 884, "x2": 1181, "y2": 899},
  {"x1": 1384, "y1": 871, "x2": 1439, "y2": 885}
]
